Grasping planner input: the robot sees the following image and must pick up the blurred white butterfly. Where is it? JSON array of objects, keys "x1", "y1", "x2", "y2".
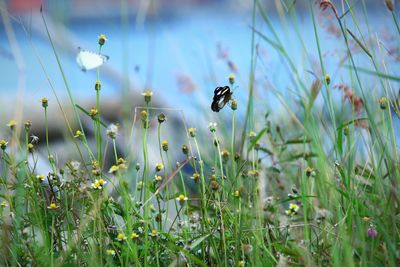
[{"x1": 76, "y1": 47, "x2": 109, "y2": 71}]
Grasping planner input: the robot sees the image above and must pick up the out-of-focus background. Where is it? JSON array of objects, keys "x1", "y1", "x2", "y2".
[{"x1": 0, "y1": 0, "x2": 398, "y2": 136}]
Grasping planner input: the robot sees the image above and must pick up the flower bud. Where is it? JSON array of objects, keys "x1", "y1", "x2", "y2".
[
  {"x1": 157, "y1": 113, "x2": 166, "y2": 123},
  {"x1": 95, "y1": 80, "x2": 101, "y2": 91},
  {"x1": 98, "y1": 34, "x2": 107, "y2": 46},
  {"x1": 41, "y1": 97, "x2": 48, "y2": 108},
  {"x1": 182, "y1": 144, "x2": 189, "y2": 155}
]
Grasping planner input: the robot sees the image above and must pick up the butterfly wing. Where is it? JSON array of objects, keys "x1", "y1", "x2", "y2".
[
  {"x1": 211, "y1": 86, "x2": 231, "y2": 112},
  {"x1": 76, "y1": 50, "x2": 109, "y2": 71}
]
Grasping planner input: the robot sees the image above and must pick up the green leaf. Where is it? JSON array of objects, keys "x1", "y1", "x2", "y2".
[{"x1": 346, "y1": 28, "x2": 372, "y2": 58}]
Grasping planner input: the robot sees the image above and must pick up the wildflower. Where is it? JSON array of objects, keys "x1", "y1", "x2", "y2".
[
  {"x1": 24, "y1": 120, "x2": 32, "y2": 132},
  {"x1": 117, "y1": 158, "x2": 127, "y2": 169},
  {"x1": 238, "y1": 260, "x2": 245, "y2": 267},
  {"x1": 0, "y1": 201, "x2": 7, "y2": 207},
  {"x1": 325, "y1": 74, "x2": 331, "y2": 85},
  {"x1": 7, "y1": 120, "x2": 16, "y2": 130},
  {"x1": 233, "y1": 190, "x2": 240, "y2": 197},
  {"x1": 142, "y1": 89, "x2": 153, "y2": 103},
  {"x1": 155, "y1": 175, "x2": 162, "y2": 182},
  {"x1": 89, "y1": 107, "x2": 98, "y2": 119},
  {"x1": 137, "y1": 181, "x2": 144, "y2": 190},
  {"x1": 70, "y1": 161, "x2": 81, "y2": 172},
  {"x1": 182, "y1": 144, "x2": 189, "y2": 155},
  {"x1": 155, "y1": 163, "x2": 164, "y2": 172},
  {"x1": 176, "y1": 194, "x2": 188, "y2": 204},
  {"x1": 285, "y1": 203, "x2": 300, "y2": 216},
  {"x1": 228, "y1": 73, "x2": 235, "y2": 85},
  {"x1": 95, "y1": 80, "x2": 101, "y2": 91},
  {"x1": 231, "y1": 99, "x2": 237, "y2": 110},
  {"x1": 91, "y1": 178, "x2": 107, "y2": 190},
  {"x1": 208, "y1": 122, "x2": 217, "y2": 132},
  {"x1": 305, "y1": 166, "x2": 315, "y2": 177},
  {"x1": 161, "y1": 140, "x2": 168, "y2": 151},
  {"x1": 249, "y1": 131, "x2": 256, "y2": 138},
  {"x1": 131, "y1": 232, "x2": 139, "y2": 240},
  {"x1": 41, "y1": 97, "x2": 48, "y2": 108},
  {"x1": 210, "y1": 174, "x2": 217, "y2": 180},
  {"x1": 191, "y1": 172, "x2": 200, "y2": 183},
  {"x1": 367, "y1": 225, "x2": 378, "y2": 238},
  {"x1": 31, "y1": 135, "x2": 39, "y2": 144},
  {"x1": 385, "y1": 0, "x2": 394, "y2": 11},
  {"x1": 37, "y1": 174, "x2": 45, "y2": 182},
  {"x1": 74, "y1": 130, "x2": 84, "y2": 138},
  {"x1": 234, "y1": 153, "x2": 240, "y2": 161},
  {"x1": 188, "y1": 128, "x2": 196, "y2": 137},
  {"x1": 106, "y1": 123, "x2": 119, "y2": 139},
  {"x1": 116, "y1": 232, "x2": 127, "y2": 242},
  {"x1": 106, "y1": 249, "x2": 115, "y2": 256},
  {"x1": 157, "y1": 112, "x2": 166, "y2": 123},
  {"x1": 141, "y1": 110, "x2": 149, "y2": 128},
  {"x1": 98, "y1": 34, "x2": 107, "y2": 46},
  {"x1": 48, "y1": 202, "x2": 58, "y2": 210},
  {"x1": 379, "y1": 97, "x2": 388, "y2": 110},
  {"x1": 150, "y1": 229, "x2": 158, "y2": 237},
  {"x1": 210, "y1": 180, "x2": 219, "y2": 191},
  {"x1": 109, "y1": 165, "x2": 119, "y2": 174},
  {"x1": 28, "y1": 143, "x2": 34, "y2": 153},
  {"x1": 221, "y1": 150, "x2": 230, "y2": 163},
  {"x1": 0, "y1": 140, "x2": 8, "y2": 150}
]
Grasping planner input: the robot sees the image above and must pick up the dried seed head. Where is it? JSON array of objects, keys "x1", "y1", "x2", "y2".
[{"x1": 385, "y1": 0, "x2": 394, "y2": 11}]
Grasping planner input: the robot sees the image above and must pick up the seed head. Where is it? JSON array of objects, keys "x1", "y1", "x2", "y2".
[
  {"x1": 106, "y1": 123, "x2": 119, "y2": 139},
  {"x1": 95, "y1": 80, "x2": 101, "y2": 91},
  {"x1": 7, "y1": 120, "x2": 16, "y2": 130},
  {"x1": 28, "y1": 143, "x2": 34, "y2": 153},
  {"x1": 0, "y1": 140, "x2": 8, "y2": 150},
  {"x1": 231, "y1": 99, "x2": 238, "y2": 110},
  {"x1": 155, "y1": 163, "x2": 164, "y2": 172},
  {"x1": 385, "y1": 0, "x2": 394, "y2": 11},
  {"x1": 325, "y1": 74, "x2": 331, "y2": 85},
  {"x1": 191, "y1": 172, "x2": 200, "y2": 183},
  {"x1": 89, "y1": 107, "x2": 98, "y2": 119},
  {"x1": 182, "y1": 144, "x2": 189, "y2": 155},
  {"x1": 74, "y1": 130, "x2": 84, "y2": 139},
  {"x1": 221, "y1": 149, "x2": 230, "y2": 163},
  {"x1": 228, "y1": 73, "x2": 235, "y2": 85},
  {"x1": 208, "y1": 122, "x2": 217, "y2": 132},
  {"x1": 210, "y1": 180, "x2": 219, "y2": 191},
  {"x1": 142, "y1": 89, "x2": 153, "y2": 104},
  {"x1": 188, "y1": 128, "x2": 196, "y2": 137},
  {"x1": 24, "y1": 120, "x2": 32, "y2": 132},
  {"x1": 379, "y1": 97, "x2": 388, "y2": 110}
]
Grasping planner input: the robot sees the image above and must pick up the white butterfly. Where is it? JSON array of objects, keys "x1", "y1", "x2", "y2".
[{"x1": 76, "y1": 47, "x2": 109, "y2": 71}]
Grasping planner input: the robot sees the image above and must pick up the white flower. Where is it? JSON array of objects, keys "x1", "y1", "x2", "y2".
[{"x1": 70, "y1": 161, "x2": 81, "y2": 171}]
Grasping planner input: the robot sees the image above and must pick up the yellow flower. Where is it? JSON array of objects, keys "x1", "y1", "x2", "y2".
[
  {"x1": 108, "y1": 165, "x2": 119, "y2": 174},
  {"x1": 228, "y1": 73, "x2": 235, "y2": 85},
  {"x1": 0, "y1": 201, "x2": 7, "y2": 207},
  {"x1": 238, "y1": 260, "x2": 245, "y2": 267},
  {"x1": 98, "y1": 34, "x2": 107, "y2": 46},
  {"x1": 91, "y1": 178, "x2": 107, "y2": 190},
  {"x1": 48, "y1": 202, "x2": 58, "y2": 209},
  {"x1": 150, "y1": 229, "x2": 158, "y2": 237},
  {"x1": 7, "y1": 120, "x2": 16, "y2": 130},
  {"x1": 176, "y1": 194, "x2": 188, "y2": 204},
  {"x1": 0, "y1": 140, "x2": 8, "y2": 150},
  {"x1": 285, "y1": 203, "x2": 300, "y2": 216},
  {"x1": 233, "y1": 190, "x2": 240, "y2": 197},
  {"x1": 155, "y1": 163, "x2": 164, "y2": 172},
  {"x1": 161, "y1": 140, "x2": 168, "y2": 151},
  {"x1": 188, "y1": 127, "x2": 196, "y2": 137},
  {"x1": 325, "y1": 74, "x2": 331, "y2": 85},
  {"x1": 191, "y1": 172, "x2": 200, "y2": 183},
  {"x1": 249, "y1": 131, "x2": 256, "y2": 138},
  {"x1": 131, "y1": 232, "x2": 139, "y2": 240},
  {"x1": 106, "y1": 249, "x2": 115, "y2": 256},
  {"x1": 37, "y1": 174, "x2": 45, "y2": 182},
  {"x1": 116, "y1": 232, "x2": 127, "y2": 242},
  {"x1": 155, "y1": 175, "x2": 162, "y2": 182},
  {"x1": 142, "y1": 89, "x2": 153, "y2": 103},
  {"x1": 74, "y1": 130, "x2": 83, "y2": 138}
]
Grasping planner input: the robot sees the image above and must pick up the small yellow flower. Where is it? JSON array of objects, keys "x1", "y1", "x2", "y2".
[
  {"x1": 1, "y1": 201, "x2": 8, "y2": 207},
  {"x1": 161, "y1": 140, "x2": 168, "y2": 151},
  {"x1": 155, "y1": 175, "x2": 162, "y2": 182},
  {"x1": 89, "y1": 107, "x2": 98, "y2": 119},
  {"x1": 238, "y1": 260, "x2": 245, "y2": 267},
  {"x1": 249, "y1": 131, "x2": 256, "y2": 138},
  {"x1": 221, "y1": 150, "x2": 230, "y2": 162},
  {"x1": 325, "y1": 74, "x2": 331, "y2": 85},
  {"x1": 98, "y1": 34, "x2": 107, "y2": 46},
  {"x1": 305, "y1": 166, "x2": 315, "y2": 177},
  {"x1": 74, "y1": 130, "x2": 83, "y2": 138},
  {"x1": 91, "y1": 178, "x2": 107, "y2": 190},
  {"x1": 48, "y1": 202, "x2": 58, "y2": 209},
  {"x1": 228, "y1": 73, "x2": 235, "y2": 85},
  {"x1": 285, "y1": 203, "x2": 300, "y2": 216},
  {"x1": 150, "y1": 229, "x2": 158, "y2": 237},
  {"x1": 233, "y1": 190, "x2": 240, "y2": 197},
  {"x1": 41, "y1": 97, "x2": 48, "y2": 108},
  {"x1": 142, "y1": 89, "x2": 153, "y2": 103},
  {"x1": 116, "y1": 232, "x2": 127, "y2": 242},
  {"x1": 37, "y1": 174, "x2": 45, "y2": 182},
  {"x1": 155, "y1": 163, "x2": 164, "y2": 172},
  {"x1": 0, "y1": 140, "x2": 8, "y2": 150},
  {"x1": 131, "y1": 232, "x2": 139, "y2": 240},
  {"x1": 191, "y1": 172, "x2": 200, "y2": 183},
  {"x1": 7, "y1": 120, "x2": 16, "y2": 130},
  {"x1": 188, "y1": 127, "x2": 196, "y2": 138},
  {"x1": 108, "y1": 165, "x2": 119, "y2": 174},
  {"x1": 28, "y1": 143, "x2": 34, "y2": 153},
  {"x1": 176, "y1": 194, "x2": 188, "y2": 204},
  {"x1": 106, "y1": 249, "x2": 115, "y2": 256}
]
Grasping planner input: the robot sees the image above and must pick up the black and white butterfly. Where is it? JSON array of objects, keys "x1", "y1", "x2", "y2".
[
  {"x1": 76, "y1": 47, "x2": 109, "y2": 72},
  {"x1": 211, "y1": 86, "x2": 232, "y2": 112}
]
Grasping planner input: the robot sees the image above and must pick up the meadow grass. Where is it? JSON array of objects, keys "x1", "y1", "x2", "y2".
[{"x1": 0, "y1": 0, "x2": 400, "y2": 266}]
